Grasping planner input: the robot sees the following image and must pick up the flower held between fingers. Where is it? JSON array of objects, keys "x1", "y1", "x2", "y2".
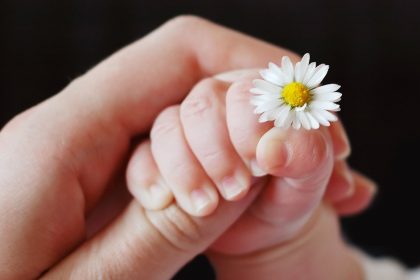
[{"x1": 250, "y1": 53, "x2": 341, "y2": 130}]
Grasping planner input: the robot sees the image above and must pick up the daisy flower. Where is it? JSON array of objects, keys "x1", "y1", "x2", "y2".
[{"x1": 250, "y1": 53, "x2": 341, "y2": 130}]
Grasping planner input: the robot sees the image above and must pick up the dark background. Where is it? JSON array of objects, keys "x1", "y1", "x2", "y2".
[{"x1": 1, "y1": 0, "x2": 419, "y2": 278}]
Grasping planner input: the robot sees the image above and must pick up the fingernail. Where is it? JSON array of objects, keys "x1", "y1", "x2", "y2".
[
  {"x1": 250, "y1": 159, "x2": 268, "y2": 177},
  {"x1": 190, "y1": 188, "x2": 215, "y2": 215},
  {"x1": 221, "y1": 173, "x2": 249, "y2": 200}
]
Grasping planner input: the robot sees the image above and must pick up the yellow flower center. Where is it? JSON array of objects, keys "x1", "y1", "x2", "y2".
[{"x1": 281, "y1": 82, "x2": 311, "y2": 108}]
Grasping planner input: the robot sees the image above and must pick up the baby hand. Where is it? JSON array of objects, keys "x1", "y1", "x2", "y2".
[{"x1": 126, "y1": 70, "x2": 375, "y2": 259}]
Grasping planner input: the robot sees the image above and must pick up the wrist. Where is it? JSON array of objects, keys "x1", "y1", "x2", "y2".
[{"x1": 207, "y1": 204, "x2": 364, "y2": 280}]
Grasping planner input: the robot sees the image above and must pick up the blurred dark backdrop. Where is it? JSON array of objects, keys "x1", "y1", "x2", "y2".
[{"x1": 1, "y1": 0, "x2": 419, "y2": 278}]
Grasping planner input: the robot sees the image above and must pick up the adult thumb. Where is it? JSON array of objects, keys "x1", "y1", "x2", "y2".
[{"x1": 42, "y1": 182, "x2": 263, "y2": 279}]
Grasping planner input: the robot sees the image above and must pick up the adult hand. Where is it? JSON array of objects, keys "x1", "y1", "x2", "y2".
[
  {"x1": 0, "y1": 16, "x2": 375, "y2": 279},
  {"x1": 0, "y1": 16, "x2": 292, "y2": 279}
]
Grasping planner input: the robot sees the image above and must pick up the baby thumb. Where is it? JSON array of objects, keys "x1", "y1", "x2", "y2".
[{"x1": 250, "y1": 127, "x2": 334, "y2": 235}]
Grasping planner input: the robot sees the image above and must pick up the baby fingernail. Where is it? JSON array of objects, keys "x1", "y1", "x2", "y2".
[
  {"x1": 190, "y1": 188, "x2": 216, "y2": 215},
  {"x1": 147, "y1": 183, "x2": 173, "y2": 208},
  {"x1": 149, "y1": 183, "x2": 167, "y2": 200},
  {"x1": 250, "y1": 159, "x2": 267, "y2": 177},
  {"x1": 221, "y1": 174, "x2": 249, "y2": 200}
]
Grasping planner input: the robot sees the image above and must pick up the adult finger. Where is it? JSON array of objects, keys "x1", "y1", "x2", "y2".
[
  {"x1": 50, "y1": 15, "x2": 293, "y2": 208},
  {"x1": 324, "y1": 160, "x2": 355, "y2": 202},
  {"x1": 333, "y1": 171, "x2": 377, "y2": 216},
  {"x1": 42, "y1": 184, "x2": 263, "y2": 279},
  {"x1": 329, "y1": 121, "x2": 351, "y2": 160}
]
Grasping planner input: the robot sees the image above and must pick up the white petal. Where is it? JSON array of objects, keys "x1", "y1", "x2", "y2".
[
  {"x1": 281, "y1": 56, "x2": 294, "y2": 83},
  {"x1": 319, "y1": 110, "x2": 338, "y2": 121},
  {"x1": 254, "y1": 99, "x2": 283, "y2": 114},
  {"x1": 302, "y1": 62, "x2": 316, "y2": 85},
  {"x1": 306, "y1": 112, "x2": 320, "y2": 129},
  {"x1": 268, "y1": 62, "x2": 288, "y2": 86},
  {"x1": 253, "y1": 79, "x2": 281, "y2": 94},
  {"x1": 283, "y1": 110, "x2": 295, "y2": 129},
  {"x1": 311, "y1": 83, "x2": 341, "y2": 95},
  {"x1": 294, "y1": 62, "x2": 302, "y2": 82},
  {"x1": 292, "y1": 112, "x2": 301, "y2": 129},
  {"x1": 294, "y1": 53, "x2": 310, "y2": 83},
  {"x1": 292, "y1": 120, "x2": 301, "y2": 130},
  {"x1": 310, "y1": 100, "x2": 340, "y2": 111},
  {"x1": 263, "y1": 108, "x2": 281, "y2": 121},
  {"x1": 297, "y1": 111, "x2": 311, "y2": 130},
  {"x1": 269, "y1": 106, "x2": 287, "y2": 120},
  {"x1": 307, "y1": 64, "x2": 329, "y2": 88},
  {"x1": 250, "y1": 88, "x2": 265, "y2": 95},
  {"x1": 250, "y1": 100, "x2": 263, "y2": 106},
  {"x1": 313, "y1": 92, "x2": 342, "y2": 102},
  {"x1": 274, "y1": 105, "x2": 291, "y2": 127},
  {"x1": 268, "y1": 62, "x2": 282, "y2": 74},
  {"x1": 250, "y1": 99, "x2": 269, "y2": 107},
  {"x1": 295, "y1": 103, "x2": 307, "y2": 112},
  {"x1": 260, "y1": 69, "x2": 284, "y2": 86},
  {"x1": 250, "y1": 87, "x2": 278, "y2": 96},
  {"x1": 310, "y1": 109, "x2": 330, "y2": 126},
  {"x1": 251, "y1": 93, "x2": 278, "y2": 100},
  {"x1": 301, "y1": 53, "x2": 310, "y2": 66},
  {"x1": 258, "y1": 111, "x2": 270, "y2": 122},
  {"x1": 250, "y1": 94, "x2": 278, "y2": 104}
]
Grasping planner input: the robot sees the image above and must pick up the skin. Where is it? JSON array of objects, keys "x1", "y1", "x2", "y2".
[
  {"x1": 0, "y1": 16, "x2": 375, "y2": 279},
  {"x1": 127, "y1": 71, "x2": 376, "y2": 279}
]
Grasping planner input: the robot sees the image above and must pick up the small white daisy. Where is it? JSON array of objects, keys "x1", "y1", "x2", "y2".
[{"x1": 250, "y1": 53, "x2": 341, "y2": 130}]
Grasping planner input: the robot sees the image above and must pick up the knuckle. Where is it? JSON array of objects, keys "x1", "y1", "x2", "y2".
[
  {"x1": 145, "y1": 204, "x2": 203, "y2": 252},
  {"x1": 171, "y1": 160, "x2": 193, "y2": 177},
  {"x1": 180, "y1": 78, "x2": 222, "y2": 119},
  {"x1": 1, "y1": 108, "x2": 35, "y2": 135},
  {"x1": 165, "y1": 15, "x2": 207, "y2": 32},
  {"x1": 201, "y1": 148, "x2": 225, "y2": 165},
  {"x1": 150, "y1": 106, "x2": 180, "y2": 140},
  {"x1": 180, "y1": 95, "x2": 213, "y2": 119}
]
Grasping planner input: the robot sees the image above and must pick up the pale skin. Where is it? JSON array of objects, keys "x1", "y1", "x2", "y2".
[{"x1": 0, "y1": 16, "x2": 376, "y2": 279}]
